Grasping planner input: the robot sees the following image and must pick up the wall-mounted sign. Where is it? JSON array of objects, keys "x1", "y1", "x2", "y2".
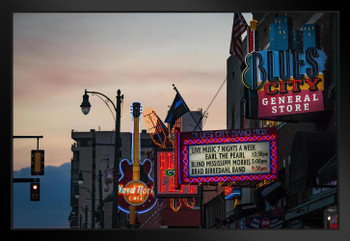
[
  {"x1": 118, "y1": 159, "x2": 157, "y2": 214},
  {"x1": 241, "y1": 17, "x2": 328, "y2": 119},
  {"x1": 224, "y1": 186, "x2": 242, "y2": 200},
  {"x1": 119, "y1": 180, "x2": 153, "y2": 206},
  {"x1": 156, "y1": 151, "x2": 198, "y2": 197},
  {"x1": 117, "y1": 102, "x2": 157, "y2": 215},
  {"x1": 242, "y1": 47, "x2": 327, "y2": 118},
  {"x1": 177, "y1": 128, "x2": 278, "y2": 185}
]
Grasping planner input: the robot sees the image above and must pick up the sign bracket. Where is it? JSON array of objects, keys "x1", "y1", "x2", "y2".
[{"x1": 13, "y1": 135, "x2": 43, "y2": 150}]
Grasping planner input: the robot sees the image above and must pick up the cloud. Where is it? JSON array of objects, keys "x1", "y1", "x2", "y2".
[{"x1": 13, "y1": 163, "x2": 71, "y2": 228}]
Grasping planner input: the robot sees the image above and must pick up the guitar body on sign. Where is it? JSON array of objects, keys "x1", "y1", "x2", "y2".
[{"x1": 118, "y1": 102, "x2": 157, "y2": 215}]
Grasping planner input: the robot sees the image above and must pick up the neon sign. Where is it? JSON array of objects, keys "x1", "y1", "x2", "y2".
[
  {"x1": 177, "y1": 128, "x2": 278, "y2": 185},
  {"x1": 224, "y1": 186, "x2": 242, "y2": 200},
  {"x1": 117, "y1": 102, "x2": 157, "y2": 214},
  {"x1": 119, "y1": 180, "x2": 154, "y2": 206},
  {"x1": 242, "y1": 17, "x2": 327, "y2": 118},
  {"x1": 242, "y1": 48, "x2": 326, "y2": 118},
  {"x1": 142, "y1": 107, "x2": 171, "y2": 149},
  {"x1": 156, "y1": 151, "x2": 198, "y2": 197}
]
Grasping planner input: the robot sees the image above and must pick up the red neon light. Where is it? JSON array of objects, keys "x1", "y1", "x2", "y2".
[
  {"x1": 160, "y1": 153, "x2": 166, "y2": 193},
  {"x1": 170, "y1": 198, "x2": 181, "y2": 212},
  {"x1": 224, "y1": 186, "x2": 233, "y2": 196},
  {"x1": 183, "y1": 197, "x2": 196, "y2": 209},
  {"x1": 157, "y1": 151, "x2": 198, "y2": 195}
]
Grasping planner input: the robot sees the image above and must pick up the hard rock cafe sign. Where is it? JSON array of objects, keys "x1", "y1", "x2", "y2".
[
  {"x1": 119, "y1": 180, "x2": 154, "y2": 206},
  {"x1": 117, "y1": 102, "x2": 157, "y2": 214}
]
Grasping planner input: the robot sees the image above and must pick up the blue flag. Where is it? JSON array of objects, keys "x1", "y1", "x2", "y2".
[{"x1": 165, "y1": 93, "x2": 189, "y2": 130}]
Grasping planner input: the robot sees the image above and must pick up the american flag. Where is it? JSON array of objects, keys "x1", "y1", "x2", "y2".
[{"x1": 229, "y1": 13, "x2": 248, "y2": 62}]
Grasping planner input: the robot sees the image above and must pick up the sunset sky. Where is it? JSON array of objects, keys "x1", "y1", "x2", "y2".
[{"x1": 13, "y1": 13, "x2": 252, "y2": 170}]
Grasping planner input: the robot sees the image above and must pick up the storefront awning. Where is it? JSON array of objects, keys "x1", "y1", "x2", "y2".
[
  {"x1": 285, "y1": 188, "x2": 336, "y2": 221},
  {"x1": 317, "y1": 155, "x2": 337, "y2": 185},
  {"x1": 260, "y1": 180, "x2": 285, "y2": 205},
  {"x1": 233, "y1": 203, "x2": 257, "y2": 220},
  {"x1": 289, "y1": 131, "x2": 336, "y2": 195}
]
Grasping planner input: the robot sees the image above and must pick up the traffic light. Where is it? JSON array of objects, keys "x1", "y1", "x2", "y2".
[
  {"x1": 31, "y1": 150, "x2": 44, "y2": 175},
  {"x1": 30, "y1": 182, "x2": 40, "y2": 201}
]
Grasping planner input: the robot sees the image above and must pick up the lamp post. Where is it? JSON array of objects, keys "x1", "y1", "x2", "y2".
[
  {"x1": 78, "y1": 170, "x2": 104, "y2": 228},
  {"x1": 84, "y1": 205, "x2": 88, "y2": 228},
  {"x1": 80, "y1": 89, "x2": 123, "y2": 229},
  {"x1": 75, "y1": 205, "x2": 89, "y2": 229}
]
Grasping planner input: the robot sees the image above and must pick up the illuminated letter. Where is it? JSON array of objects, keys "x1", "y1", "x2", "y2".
[
  {"x1": 262, "y1": 98, "x2": 268, "y2": 105},
  {"x1": 264, "y1": 82, "x2": 278, "y2": 95},
  {"x1": 293, "y1": 48, "x2": 304, "y2": 79},
  {"x1": 288, "y1": 79, "x2": 302, "y2": 93},
  {"x1": 306, "y1": 47, "x2": 319, "y2": 78},
  {"x1": 279, "y1": 50, "x2": 291, "y2": 80},
  {"x1": 305, "y1": 78, "x2": 321, "y2": 91},
  {"x1": 242, "y1": 52, "x2": 267, "y2": 90},
  {"x1": 267, "y1": 51, "x2": 279, "y2": 81}
]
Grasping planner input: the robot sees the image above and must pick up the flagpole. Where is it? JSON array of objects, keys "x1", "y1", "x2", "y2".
[{"x1": 172, "y1": 84, "x2": 202, "y2": 131}]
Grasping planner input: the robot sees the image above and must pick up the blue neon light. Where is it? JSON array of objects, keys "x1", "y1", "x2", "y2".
[{"x1": 224, "y1": 189, "x2": 242, "y2": 200}]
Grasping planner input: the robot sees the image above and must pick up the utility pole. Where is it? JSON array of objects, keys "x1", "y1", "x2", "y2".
[
  {"x1": 85, "y1": 205, "x2": 88, "y2": 229},
  {"x1": 80, "y1": 89, "x2": 123, "y2": 229},
  {"x1": 91, "y1": 130, "x2": 96, "y2": 229},
  {"x1": 13, "y1": 136, "x2": 44, "y2": 201},
  {"x1": 112, "y1": 89, "x2": 123, "y2": 229},
  {"x1": 98, "y1": 170, "x2": 104, "y2": 228}
]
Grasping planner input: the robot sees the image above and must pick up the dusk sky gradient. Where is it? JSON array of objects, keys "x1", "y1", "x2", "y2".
[{"x1": 13, "y1": 13, "x2": 252, "y2": 170}]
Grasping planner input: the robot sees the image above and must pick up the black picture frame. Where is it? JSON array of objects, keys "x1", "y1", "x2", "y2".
[{"x1": 5, "y1": 1, "x2": 350, "y2": 241}]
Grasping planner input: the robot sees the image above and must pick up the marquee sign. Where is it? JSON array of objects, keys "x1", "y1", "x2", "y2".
[
  {"x1": 177, "y1": 128, "x2": 278, "y2": 185},
  {"x1": 242, "y1": 47, "x2": 327, "y2": 118}
]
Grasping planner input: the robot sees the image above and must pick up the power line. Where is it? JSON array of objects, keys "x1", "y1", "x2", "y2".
[
  {"x1": 204, "y1": 78, "x2": 227, "y2": 115},
  {"x1": 199, "y1": 78, "x2": 227, "y2": 129}
]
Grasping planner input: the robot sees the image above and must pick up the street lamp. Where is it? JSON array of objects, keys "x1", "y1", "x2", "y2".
[
  {"x1": 80, "y1": 89, "x2": 123, "y2": 229},
  {"x1": 78, "y1": 169, "x2": 104, "y2": 228},
  {"x1": 80, "y1": 90, "x2": 91, "y2": 115},
  {"x1": 76, "y1": 186, "x2": 98, "y2": 229},
  {"x1": 78, "y1": 171, "x2": 84, "y2": 185}
]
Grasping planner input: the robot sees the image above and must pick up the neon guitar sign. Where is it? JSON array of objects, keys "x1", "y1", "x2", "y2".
[{"x1": 118, "y1": 102, "x2": 157, "y2": 215}]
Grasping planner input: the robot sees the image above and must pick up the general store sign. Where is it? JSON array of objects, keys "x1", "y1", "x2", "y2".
[
  {"x1": 242, "y1": 47, "x2": 327, "y2": 118},
  {"x1": 177, "y1": 128, "x2": 278, "y2": 184}
]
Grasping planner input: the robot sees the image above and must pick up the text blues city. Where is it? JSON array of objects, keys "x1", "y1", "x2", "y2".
[{"x1": 242, "y1": 47, "x2": 327, "y2": 117}]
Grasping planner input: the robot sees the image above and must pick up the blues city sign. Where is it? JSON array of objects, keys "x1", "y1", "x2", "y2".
[
  {"x1": 242, "y1": 47, "x2": 327, "y2": 118},
  {"x1": 242, "y1": 18, "x2": 327, "y2": 118}
]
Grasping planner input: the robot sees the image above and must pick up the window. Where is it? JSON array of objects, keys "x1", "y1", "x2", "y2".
[{"x1": 79, "y1": 139, "x2": 89, "y2": 147}]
